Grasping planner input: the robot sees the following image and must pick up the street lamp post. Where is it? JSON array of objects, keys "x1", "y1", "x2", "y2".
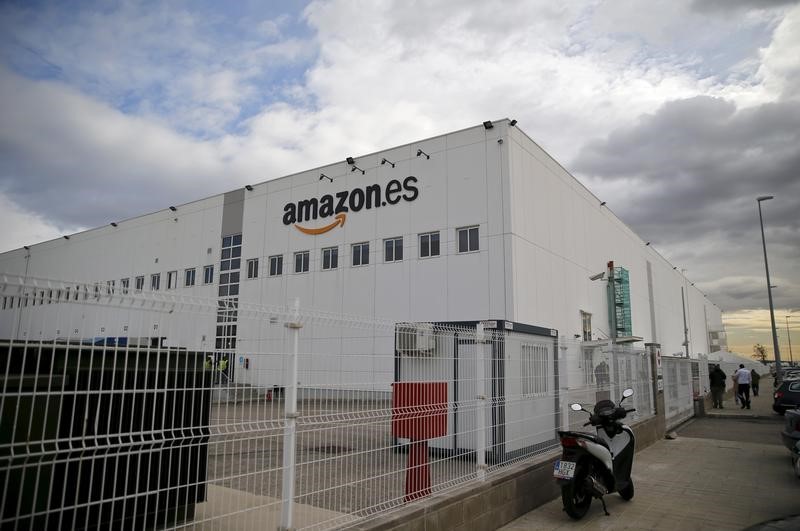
[
  {"x1": 757, "y1": 196, "x2": 782, "y2": 383},
  {"x1": 787, "y1": 313, "x2": 795, "y2": 366}
]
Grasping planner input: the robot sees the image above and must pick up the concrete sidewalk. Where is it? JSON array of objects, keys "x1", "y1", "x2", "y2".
[
  {"x1": 704, "y1": 383, "x2": 779, "y2": 420},
  {"x1": 499, "y1": 392, "x2": 798, "y2": 530}
]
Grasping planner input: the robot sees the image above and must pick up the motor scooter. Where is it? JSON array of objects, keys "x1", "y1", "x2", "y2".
[{"x1": 553, "y1": 388, "x2": 636, "y2": 519}]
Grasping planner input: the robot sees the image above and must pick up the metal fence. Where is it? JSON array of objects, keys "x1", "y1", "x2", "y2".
[
  {"x1": 1, "y1": 275, "x2": 660, "y2": 530},
  {"x1": 662, "y1": 356, "x2": 695, "y2": 429}
]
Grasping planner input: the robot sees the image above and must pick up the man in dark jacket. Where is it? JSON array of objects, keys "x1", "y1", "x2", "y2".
[
  {"x1": 751, "y1": 369, "x2": 761, "y2": 397},
  {"x1": 709, "y1": 364, "x2": 727, "y2": 408}
]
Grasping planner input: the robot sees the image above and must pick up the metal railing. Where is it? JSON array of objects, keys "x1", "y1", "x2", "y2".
[{"x1": 1, "y1": 275, "x2": 662, "y2": 530}]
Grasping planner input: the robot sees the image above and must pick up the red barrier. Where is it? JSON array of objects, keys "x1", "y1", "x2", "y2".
[{"x1": 391, "y1": 382, "x2": 448, "y2": 502}]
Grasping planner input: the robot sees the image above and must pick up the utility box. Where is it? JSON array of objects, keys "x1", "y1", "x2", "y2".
[
  {"x1": 394, "y1": 320, "x2": 559, "y2": 463},
  {"x1": 0, "y1": 341, "x2": 211, "y2": 530},
  {"x1": 391, "y1": 382, "x2": 448, "y2": 440}
]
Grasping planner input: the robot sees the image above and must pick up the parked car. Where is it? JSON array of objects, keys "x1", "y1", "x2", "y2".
[
  {"x1": 780, "y1": 408, "x2": 800, "y2": 452},
  {"x1": 783, "y1": 368, "x2": 800, "y2": 381},
  {"x1": 780, "y1": 409, "x2": 800, "y2": 479},
  {"x1": 773, "y1": 380, "x2": 800, "y2": 415}
]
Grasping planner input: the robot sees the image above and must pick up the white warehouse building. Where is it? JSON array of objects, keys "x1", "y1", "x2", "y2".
[{"x1": 0, "y1": 119, "x2": 726, "y2": 393}]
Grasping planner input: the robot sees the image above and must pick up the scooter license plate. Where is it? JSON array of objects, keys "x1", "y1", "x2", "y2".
[{"x1": 553, "y1": 460, "x2": 576, "y2": 479}]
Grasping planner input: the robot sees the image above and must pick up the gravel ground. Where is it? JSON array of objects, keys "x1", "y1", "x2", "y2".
[{"x1": 204, "y1": 399, "x2": 477, "y2": 517}]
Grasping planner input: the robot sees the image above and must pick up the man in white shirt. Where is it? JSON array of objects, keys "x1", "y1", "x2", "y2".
[{"x1": 733, "y1": 364, "x2": 752, "y2": 410}]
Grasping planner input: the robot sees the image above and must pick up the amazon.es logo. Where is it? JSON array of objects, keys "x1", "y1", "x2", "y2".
[{"x1": 283, "y1": 176, "x2": 419, "y2": 235}]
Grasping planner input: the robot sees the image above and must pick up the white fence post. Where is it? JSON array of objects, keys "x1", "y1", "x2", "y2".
[
  {"x1": 475, "y1": 322, "x2": 487, "y2": 481},
  {"x1": 280, "y1": 298, "x2": 302, "y2": 531}
]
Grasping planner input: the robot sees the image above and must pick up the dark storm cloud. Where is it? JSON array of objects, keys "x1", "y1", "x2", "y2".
[
  {"x1": 0, "y1": 68, "x2": 237, "y2": 230},
  {"x1": 691, "y1": 0, "x2": 799, "y2": 12},
  {"x1": 573, "y1": 96, "x2": 800, "y2": 312}
]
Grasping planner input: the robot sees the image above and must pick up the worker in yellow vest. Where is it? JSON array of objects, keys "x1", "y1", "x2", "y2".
[{"x1": 218, "y1": 356, "x2": 229, "y2": 385}]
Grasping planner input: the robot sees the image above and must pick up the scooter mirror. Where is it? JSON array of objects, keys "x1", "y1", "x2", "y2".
[
  {"x1": 622, "y1": 388, "x2": 634, "y2": 398},
  {"x1": 570, "y1": 403, "x2": 583, "y2": 411}
]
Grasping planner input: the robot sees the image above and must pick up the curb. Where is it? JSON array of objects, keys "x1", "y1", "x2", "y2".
[{"x1": 705, "y1": 413, "x2": 782, "y2": 421}]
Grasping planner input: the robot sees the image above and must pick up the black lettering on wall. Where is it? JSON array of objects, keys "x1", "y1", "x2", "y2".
[
  {"x1": 319, "y1": 195, "x2": 334, "y2": 218},
  {"x1": 402, "y1": 176, "x2": 419, "y2": 202},
  {"x1": 297, "y1": 198, "x2": 318, "y2": 223},
  {"x1": 335, "y1": 191, "x2": 349, "y2": 214},
  {"x1": 385, "y1": 179, "x2": 403, "y2": 205},
  {"x1": 349, "y1": 188, "x2": 365, "y2": 212}
]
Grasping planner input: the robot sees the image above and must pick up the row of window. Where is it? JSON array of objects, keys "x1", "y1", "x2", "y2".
[
  {"x1": 142, "y1": 264, "x2": 215, "y2": 292},
  {"x1": 0, "y1": 227, "x2": 481, "y2": 311},
  {"x1": 256, "y1": 226, "x2": 480, "y2": 277}
]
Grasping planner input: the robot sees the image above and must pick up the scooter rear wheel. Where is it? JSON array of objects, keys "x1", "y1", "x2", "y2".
[
  {"x1": 561, "y1": 467, "x2": 592, "y2": 520},
  {"x1": 619, "y1": 478, "x2": 634, "y2": 501}
]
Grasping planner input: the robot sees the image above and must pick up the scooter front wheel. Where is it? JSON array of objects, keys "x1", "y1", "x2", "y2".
[
  {"x1": 618, "y1": 478, "x2": 634, "y2": 501},
  {"x1": 561, "y1": 467, "x2": 592, "y2": 519}
]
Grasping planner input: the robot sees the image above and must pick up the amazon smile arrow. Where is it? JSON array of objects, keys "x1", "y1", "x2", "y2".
[{"x1": 294, "y1": 213, "x2": 347, "y2": 235}]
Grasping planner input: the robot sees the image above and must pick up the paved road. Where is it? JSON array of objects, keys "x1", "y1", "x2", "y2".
[{"x1": 499, "y1": 413, "x2": 798, "y2": 530}]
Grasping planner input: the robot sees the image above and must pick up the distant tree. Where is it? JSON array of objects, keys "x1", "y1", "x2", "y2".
[{"x1": 752, "y1": 344, "x2": 768, "y2": 364}]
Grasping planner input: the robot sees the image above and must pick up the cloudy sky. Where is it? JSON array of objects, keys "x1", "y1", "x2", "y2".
[{"x1": 0, "y1": 0, "x2": 798, "y2": 357}]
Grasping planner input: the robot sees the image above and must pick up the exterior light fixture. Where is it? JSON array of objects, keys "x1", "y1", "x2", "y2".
[
  {"x1": 645, "y1": 242, "x2": 650, "y2": 246},
  {"x1": 63, "y1": 235, "x2": 70, "y2": 240},
  {"x1": 416, "y1": 149, "x2": 430, "y2": 160},
  {"x1": 509, "y1": 119, "x2": 517, "y2": 126},
  {"x1": 23, "y1": 245, "x2": 30, "y2": 250},
  {"x1": 169, "y1": 206, "x2": 177, "y2": 212},
  {"x1": 245, "y1": 185, "x2": 254, "y2": 191},
  {"x1": 346, "y1": 157, "x2": 364, "y2": 174},
  {"x1": 381, "y1": 158, "x2": 395, "y2": 168},
  {"x1": 483, "y1": 121, "x2": 494, "y2": 129},
  {"x1": 319, "y1": 174, "x2": 333, "y2": 182},
  {"x1": 110, "y1": 222, "x2": 118, "y2": 227},
  {"x1": 600, "y1": 201, "x2": 606, "y2": 206}
]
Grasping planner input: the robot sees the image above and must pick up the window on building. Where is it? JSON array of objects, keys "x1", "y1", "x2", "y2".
[
  {"x1": 185, "y1": 268, "x2": 196, "y2": 287},
  {"x1": 269, "y1": 255, "x2": 283, "y2": 276},
  {"x1": 294, "y1": 251, "x2": 310, "y2": 273},
  {"x1": 582, "y1": 349, "x2": 594, "y2": 385},
  {"x1": 247, "y1": 258, "x2": 259, "y2": 279},
  {"x1": 121, "y1": 278, "x2": 129, "y2": 294},
  {"x1": 150, "y1": 273, "x2": 161, "y2": 291},
  {"x1": 167, "y1": 270, "x2": 178, "y2": 290},
  {"x1": 135, "y1": 276, "x2": 145, "y2": 292},
  {"x1": 352, "y1": 242, "x2": 369, "y2": 266},
  {"x1": 457, "y1": 226, "x2": 479, "y2": 253},
  {"x1": 219, "y1": 284, "x2": 240, "y2": 297},
  {"x1": 384, "y1": 237, "x2": 403, "y2": 262},
  {"x1": 106, "y1": 280, "x2": 115, "y2": 295},
  {"x1": 580, "y1": 311, "x2": 592, "y2": 341},
  {"x1": 521, "y1": 343, "x2": 549, "y2": 397},
  {"x1": 203, "y1": 265, "x2": 214, "y2": 284},
  {"x1": 322, "y1": 247, "x2": 338, "y2": 270},
  {"x1": 419, "y1": 231, "x2": 440, "y2": 258}
]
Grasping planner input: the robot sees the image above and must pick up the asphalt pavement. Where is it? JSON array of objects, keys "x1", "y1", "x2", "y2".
[{"x1": 499, "y1": 392, "x2": 799, "y2": 530}]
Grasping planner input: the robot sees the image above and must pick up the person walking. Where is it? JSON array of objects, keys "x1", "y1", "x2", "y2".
[
  {"x1": 734, "y1": 364, "x2": 751, "y2": 409},
  {"x1": 751, "y1": 369, "x2": 760, "y2": 397},
  {"x1": 218, "y1": 355, "x2": 229, "y2": 385},
  {"x1": 709, "y1": 364, "x2": 727, "y2": 408}
]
